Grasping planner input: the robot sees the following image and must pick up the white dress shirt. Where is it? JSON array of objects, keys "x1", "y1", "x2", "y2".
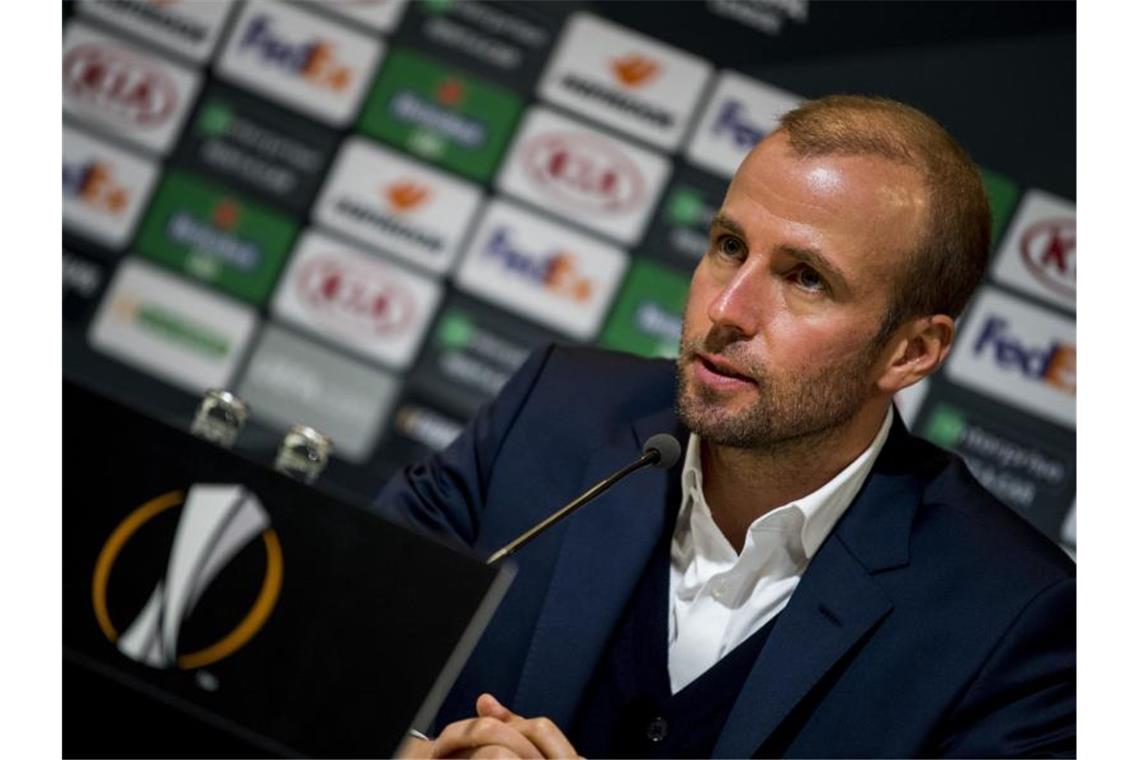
[{"x1": 668, "y1": 408, "x2": 894, "y2": 693}]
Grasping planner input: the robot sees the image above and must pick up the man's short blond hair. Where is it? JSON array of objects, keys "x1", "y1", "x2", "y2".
[{"x1": 779, "y1": 95, "x2": 991, "y2": 340}]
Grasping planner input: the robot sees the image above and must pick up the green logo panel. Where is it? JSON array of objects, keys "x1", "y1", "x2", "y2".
[
  {"x1": 980, "y1": 168, "x2": 1019, "y2": 248},
  {"x1": 357, "y1": 47, "x2": 523, "y2": 181},
  {"x1": 134, "y1": 170, "x2": 298, "y2": 305},
  {"x1": 599, "y1": 258, "x2": 690, "y2": 359}
]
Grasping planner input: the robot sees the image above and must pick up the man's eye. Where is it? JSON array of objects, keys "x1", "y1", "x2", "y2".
[
  {"x1": 714, "y1": 235, "x2": 745, "y2": 259},
  {"x1": 791, "y1": 266, "x2": 826, "y2": 292}
]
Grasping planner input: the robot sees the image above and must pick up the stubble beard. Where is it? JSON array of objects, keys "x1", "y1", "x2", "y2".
[{"x1": 675, "y1": 324, "x2": 880, "y2": 452}]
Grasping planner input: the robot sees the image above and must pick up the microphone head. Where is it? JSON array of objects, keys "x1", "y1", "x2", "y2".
[{"x1": 643, "y1": 433, "x2": 682, "y2": 470}]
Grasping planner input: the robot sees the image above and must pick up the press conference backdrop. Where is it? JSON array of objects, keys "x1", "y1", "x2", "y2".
[{"x1": 62, "y1": 0, "x2": 1076, "y2": 552}]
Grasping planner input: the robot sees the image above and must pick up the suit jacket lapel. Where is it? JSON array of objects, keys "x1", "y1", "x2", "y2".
[
  {"x1": 714, "y1": 414, "x2": 925, "y2": 757},
  {"x1": 511, "y1": 407, "x2": 684, "y2": 725}
]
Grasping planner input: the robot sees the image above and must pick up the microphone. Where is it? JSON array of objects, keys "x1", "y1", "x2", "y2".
[{"x1": 485, "y1": 433, "x2": 681, "y2": 566}]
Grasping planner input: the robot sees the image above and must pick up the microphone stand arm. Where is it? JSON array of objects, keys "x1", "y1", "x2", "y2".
[{"x1": 485, "y1": 450, "x2": 660, "y2": 566}]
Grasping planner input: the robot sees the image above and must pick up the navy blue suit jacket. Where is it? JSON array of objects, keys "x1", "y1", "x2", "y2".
[{"x1": 375, "y1": 344, "x2": 1075, "y2": 757}]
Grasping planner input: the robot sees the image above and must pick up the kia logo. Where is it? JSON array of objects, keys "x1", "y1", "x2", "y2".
[
  {"x1": 522, "y1": 132, "x2": 645, "y2": 214},
  {"x1": 64, "y1": 44, "x2": 177, "y2": 127},
  {"x1": 298, "y1": 258, "x2": 415, "y2": 335},
  {"x1": 1020, "y1": 218, "x2": 1075, "y2": 298}
]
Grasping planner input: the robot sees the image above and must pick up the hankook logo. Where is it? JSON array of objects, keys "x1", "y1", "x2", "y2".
[
  {"x1": 1020, "y1": 218, "x2": 1075, "y2": 298},
  {"x1": 91, "y1": 484, "x2": 283, "y2": 670},
  {"x1": 522, "y1": 132, "x2": 645, "y2": 214},
  {"x1": 297, "y1": 257, "x2": 417, "y2": 335},
  {"x1": 63, "y1": 44, "x2": 177, "y2": 127}
]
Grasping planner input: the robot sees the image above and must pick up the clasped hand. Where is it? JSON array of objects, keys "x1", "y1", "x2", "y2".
[{"x1": 399, "y1": 693, "x2": 580, "y2": 759}]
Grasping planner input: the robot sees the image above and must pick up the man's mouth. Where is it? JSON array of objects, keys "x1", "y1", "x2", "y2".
[{"x1": 694, "y1": 353, "x2": 756, "y2": 387}]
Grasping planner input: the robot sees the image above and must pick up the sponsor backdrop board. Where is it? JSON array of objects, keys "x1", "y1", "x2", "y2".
[
  {"x1": 88, "y1": 259, "x2": 258, "y2": 394},
  {"x1": 271, "y1": 228, "x2": 443, "y2": 370},
  {"x1": 537, "y1": 12, "x2": 713, "y2": 151},
  {"x1": 496, "y1": 106, "x2": 672, "y2": 246},
  {"x1": 947, "y1": 287, "x2": 1076, "y2": 430},
  {"x1": 63, "y1": 21, "x2": 202, "y2": 156},
  {"x1": 393, "y1": 0, "x2": 563, "y2": 91},
  {"x1": 62, "y1": 1, "x2": 1076, "y2": 556},
  {"x1": 313, "y1": 137, "x2": 484, "y2": 276},
  {"x1": 63, "y1": 125, "x2": 160, "y2": 249},
  {"x1": 135, "y1": 170, "x2": 298, "y2": 305},
  {"x1": 408, "y1": 291, "x2": 563, "y2": 416},
  {"x1": 684, "y1": 70, "x2": 802, "y2": 179},
  {"x1": 215, "y1": 1, "x2": 386, "y2": 127},
  {"x1": 456, "y1": 198, "x2": 629, "y2": 340},
  {"x1": 358, "y1": 46, "x2": 524, "y2": 181},
  {"x1": 991, "y1": 190, "x2": 1076, "y2": 313},
  {"x1": 237, "y1": 324, "x2": 401, "y2": 464},
  {"x1": 172, "y1": 82, "x2": 342, "y2": 215},
  {"x1": 78, "y1": 0, "x2": 236, "y2": 65}
]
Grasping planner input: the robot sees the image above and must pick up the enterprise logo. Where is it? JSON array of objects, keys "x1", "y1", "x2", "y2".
[{"x1": 92, "y1": 484, "x2": 282, "y2": 669}]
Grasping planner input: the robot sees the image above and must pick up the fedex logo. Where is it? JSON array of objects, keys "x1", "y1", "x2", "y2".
[
  {"x1": 238, "y1": 15, "x2": 351, "y2": 91},
  {"x1": 483, "y1": 228, "x2": 593, "y2": 302},
  {"x1": 711, "y1": 100, "x2": 765, "y2": 149},
  {"x1": 63, "y1": 160, "x2": 127, "y2": 213},
  {"x1": 947, "y1": 287, "x2": 1075, "y2": 429},
  {"x1": 972, "y1": 316, "x2": 1075, "y2": 395}
]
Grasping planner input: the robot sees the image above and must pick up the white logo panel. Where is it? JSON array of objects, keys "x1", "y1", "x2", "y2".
[
  {"x1": 456, "y1": 199, "x2": 628, "y2": 340},
  {"x1": 313, "y1": 137, "x2": 484, "y2": 276},
  {"x1": 89, "y1": 259, "x2": 258, "y2": 393},
  {"x1": 63, "y1": 22, "x2": 202, "y2": 155},
  {"x1": 63, "y1": 126, "x2": 160, "y2": 248},
  {"x1": 991, "y1": 190, "x2": 1075, "y2": 313},
  {"x1": 537, "y1": 12, "x2": 712, "y2": 150},
  {"x1": 684, "y1": 70, "x2": 801, "y2": 179},
  {"x1": 946, "y1": 288, "x2": 1075, "y2": 429},
  {"x1": 215, "y1": 1, "x2": 385, "y2": 126},
  {"x1": 496, "y1": 107, "x2": 670, "y2": 246},
  {"x1": 79, "y1": 0, "x2": 236, "y2": 64},
  {"x1": 271, "y1": 229, "x2": 442, "y2": 370},
  {"x1": 319, "y1": 0, "x2": 409, "y2": 33}
]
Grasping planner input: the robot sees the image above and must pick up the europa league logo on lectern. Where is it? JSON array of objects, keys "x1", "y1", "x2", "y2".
[{"x1": 91, "y1": 484, "x2": 283, "y2": 670}]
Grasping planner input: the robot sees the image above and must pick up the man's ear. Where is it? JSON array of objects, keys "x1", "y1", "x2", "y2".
[{"x1": 876, "y1": 315, "x2": 955, "y2": 394}]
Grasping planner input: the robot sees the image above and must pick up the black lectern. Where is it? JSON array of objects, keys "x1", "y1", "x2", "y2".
[{"x1": 63, "y1": 381, "x2": 511, "y2": 757}]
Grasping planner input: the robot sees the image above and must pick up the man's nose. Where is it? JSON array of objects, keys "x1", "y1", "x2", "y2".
[{"x1": 707, "y1": 260, "x2": 768, "y2": 337}]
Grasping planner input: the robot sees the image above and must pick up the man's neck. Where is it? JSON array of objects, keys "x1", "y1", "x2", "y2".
[{"x1": 700, "y1": 401, "x2": 892, "y2": 553}]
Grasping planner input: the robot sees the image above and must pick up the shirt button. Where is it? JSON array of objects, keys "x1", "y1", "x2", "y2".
[
  {"x1": 646, "y1": 716, "x2": 669, "y2": 743},
  {"x1": 712, "y1": 581, "x2": 727, "y2": 601}
]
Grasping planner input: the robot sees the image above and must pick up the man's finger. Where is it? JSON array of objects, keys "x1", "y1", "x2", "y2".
[
  {"x1": 475, "y1": 693, "x2": 515, "y2": 721},
  {"x1": 431, "y1": 717, "x2": 542, "y2": 759},
  {"x1": 510, "y1": 717, "x2": 579, "y2": 759}
]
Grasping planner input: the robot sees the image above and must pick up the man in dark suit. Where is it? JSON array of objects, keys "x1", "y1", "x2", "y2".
[{"x1": 379, "y1": 96, "x2": 1075, "y2": 758}]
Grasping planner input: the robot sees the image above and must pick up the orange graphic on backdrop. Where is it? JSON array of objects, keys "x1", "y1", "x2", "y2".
[
  {"x1": 610, "y1": 55, "x2": 659, "y2": 87},
  {"x1": 385, "y1": 181, "x2": 431, "y2": 212},
  {"x1": 435, "y1": 77, "x2": 466, "y2": 107},
  {"x1": 213, "y1": 199, "x2": 241, "y2": 230}
]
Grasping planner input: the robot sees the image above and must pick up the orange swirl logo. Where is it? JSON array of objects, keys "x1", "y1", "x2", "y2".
[{"x1": 91, "y1": 484, "x2": 283, "y2": 670}]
